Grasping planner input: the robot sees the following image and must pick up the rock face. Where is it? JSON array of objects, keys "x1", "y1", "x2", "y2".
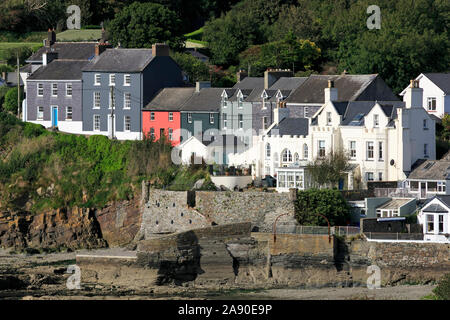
[{"x1": 0, "y1": 207, "x2": 106, "y2": 250}]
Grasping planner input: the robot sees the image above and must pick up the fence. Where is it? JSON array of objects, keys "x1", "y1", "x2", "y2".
[
  {"x1": 374, "y1": 188, "x2": 416, "y2": 198},
  {"x1": 276, "y1": 225, "x2": 360, "y2": 237},
  {"x1": 363, "y1": 232, "x2": 424, "y2": 241}
]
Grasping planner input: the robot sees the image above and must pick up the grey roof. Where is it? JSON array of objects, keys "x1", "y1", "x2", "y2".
[
  {"x1": 26, "y1": 42, "x2": 97, "y2": 63},
  {"x1": 286, "y1": 74, "x2": 398, "y2": 104},
  {"x1": 269, "y1": 77, "x2": 308, "y2": 90},
  {"x1": 82, "y1": 48, "x2": 154, "y2": 72},
  {"x1": 233, "y1": 77, "x2": 264, "y2": 90},
  {"x1": 145, "y1": 87, "x2": 195, "y2": 111},
  {"x1": 377, "y1": 198, "x2": 414, "y2": 210},
  {"x1": 27, "y1": 60, "x2": 89, "y2": 80},
  {"x1": 423, "y1": 203, "x2": 448, "y2": 213},
  {"x1": 340, "y1": 101, "x2": 405, "y2": 126},
  {"x1": 181, "y1": 88, "x2": 225, "y2": 112},
  {"x1": 423, "y1": 73, "x2": 450, "y2": 94},
  {"x1": 408, "y1": 159, "x2": 450, "y2": 180},
  {"x1": 435, "y1": 195, "x2": 450, "y2": 209},
  {"x1": 20, "y1": 64, "x2": 32, "y2": 73},
  {"x1": 268, "y1": 117, "x2": 309, "y2": 136}
]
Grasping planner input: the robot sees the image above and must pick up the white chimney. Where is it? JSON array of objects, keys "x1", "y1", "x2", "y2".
[
  {"x1": 274, "y1": 102, "x2": 288, "y2": 125},
  {"x1": 404, "y1": 80, "x2": 423, "y2": 109},
  {"x1": 195, "y1": 81, "x2": 211, "y2": 92},
  {"x1": 324, "y1": 80, "x2": 338, "y2": 103}
]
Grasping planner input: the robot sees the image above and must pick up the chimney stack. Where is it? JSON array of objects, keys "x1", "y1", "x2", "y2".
[
  {"x1": 324, "y1": 79, "x2": 338, "y2": 103},
  {"x1": 236, "y1": 70, "x2": 247, "y2": 83},
  {"x1": 152, "y1": 43, "x2": 169, "y2": 57},
  {"x1": 95, "y1": 42, "x2": 112, "y2": 56},
  {"x1": 404, "y1": 79, "x2": 423, "y2": 109},
  {"x1": 42, "y1": 51, "x2": 58, "y2": 66},
  {"x1": 264, "y1": 68, "x2": 293, "y2": 89},
  {"x1": 196, "y1": 81, "x2": 211, "y2": 92},
  {"x1": 274, "y1": 101, "x2": 288, "y2": 125}
]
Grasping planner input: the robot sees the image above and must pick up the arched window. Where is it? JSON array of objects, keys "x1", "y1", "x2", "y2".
[
  {"x1": 281, "y1": 149, "x2": 292, "y2": 163},
  {"x1": 303, "y1": 144, "x2": 308, "y2": 159},
  {"x1": 265, "y1": 143, "x2": 271, "y2": 159},
  {"x1": 294, "y1": 153, "x2": 300, "y2": 163}
]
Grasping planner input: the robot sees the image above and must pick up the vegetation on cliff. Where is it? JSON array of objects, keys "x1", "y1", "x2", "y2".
[{"x1": 0, "y1": 112, "x2": 210, "y2": 213}]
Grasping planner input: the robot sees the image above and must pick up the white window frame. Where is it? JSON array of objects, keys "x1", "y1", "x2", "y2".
[
  {"x1": 366, "y1": 172, "x2": 374, "y2": 182},
  {"x1": 374, "y1": 114, "x2": 379, "y2": 127},
  {"x1": 124, "y1": 92, "x2": 131, "y2": 109},
  {"x1": 263, "y1": 116, "x2": 268, "y2": 129},
  {"x1": 37, "y1": 106, "x2": 44, "y2": 120},
  {"x1": 427, "y1": 97, "x2": 436, "y2": 111},
  {"x1": 187, "y1": 113, "x2": 192, "y2": 124},
  {"x1": 93, "y1": 92, "x2": 100, "y2": 109},
  {"x1": 222, "y1": 98, "x2": 228, "y2": 108},
  {"x1": 169, "y1": 112, "x2": 173, "y2": 122},
  {"x1": 93, "y1": 114, "x2": 100, "y2": 131},
  {"x1": 350, "y1": 141, "x2": 356, "y2": 159},
  {"x1": 378, "y1": 141, "x2": 383, "y2": 161},
  {"x1": 210, "y1": 113, "x2": 214, "y2": 124},
  {"x1": 51, "y1": 83, "x2": 58, "y2": 97},
  {"x1": 265, "y1": 143, "x2": 271, "y2": 159},
  {"x1": 66, "y1": 83, "x2": 72, "y2": 97},
  {"x1": 66, "y1": 106, "x2": 73, "y2": 120},
  {"x1": 303, "y1": 144, "x2": 308, "y2": 159},
  {"x1": 318, "y1": 140, "x2": 325, "y2": 158},
  {"x1": 124, "y1": 74, "x2": 131, "y2": 86},
  {"x1": 223, "y1": 113, "x2": 227, "y2": 129},
  {"x1": 304, "y1": 107, "x2": 309, "y2": 118},
  {"x1": 150, "y1": 127, "x2": 155, "y2": 139},
  {"x1": 37, "y1": 83, "x2": 44, "y2": 97},
  {"x1": 366, "y1": 141, "x2": 374, "y2": 160},
  {"x1": 109, "y1": 73, "x2": 115, "y2": 86},
  {"x1": 326, "y1": 112, "x2": 332, "y2": 125},
  {"x1": 150, "y1": 112, "x2": 155, "y2": 121},
  {"x1": 238, "y1": 114, "x2": 243, "y2": 129},
  {"x1": 282, "y1": 149, "x2": 293, "y2": 163},
  {"x1": 94, "y1": 74, "x2": 101, "y2": 86},
  {"x1": 124, "y1": 116, "x2": 131, "y2": 132},
  {"x1": 168, "y1": 128, "x2": 173, "y2": 141}
]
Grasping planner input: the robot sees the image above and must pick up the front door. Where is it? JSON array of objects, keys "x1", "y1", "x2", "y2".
[
  {"x1": 51, "y1": 106, "x2": 58, "y2": 127},
  {"x1": 420, "y1": 182, "x2": 427, "y2": 199}
]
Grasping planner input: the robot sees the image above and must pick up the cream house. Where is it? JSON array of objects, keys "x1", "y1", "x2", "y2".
[{"x1": 229, "y1": 80, "x2": 436, "y2": 191}]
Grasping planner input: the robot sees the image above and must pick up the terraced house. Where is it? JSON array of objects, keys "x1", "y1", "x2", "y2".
[{"x1": 82, "y1": 44, "x2": 183, "y2": 140}]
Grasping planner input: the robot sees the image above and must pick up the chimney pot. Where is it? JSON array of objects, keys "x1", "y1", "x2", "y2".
[{"x1": 152, "y1": 43, "x2": 169, "y2": 57}]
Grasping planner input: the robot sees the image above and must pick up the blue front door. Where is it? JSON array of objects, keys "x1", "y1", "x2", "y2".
[{"x1": 52, "y1": 107, "x2": 58, "y2": 127}]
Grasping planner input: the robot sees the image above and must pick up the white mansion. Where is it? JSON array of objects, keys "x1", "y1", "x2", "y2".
[{"x1": 229, "y1": 80, "x2": 436, "y2": 191}]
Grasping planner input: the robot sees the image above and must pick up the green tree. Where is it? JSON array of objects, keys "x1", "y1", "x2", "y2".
[
  {"x1": 3, "y1": 87, "x2": 23, "y2": 114},
  {"x1": 171, "y1": 52, "x2": 210, "y2": 84},
  {"x1": 441, "y1": 114, "x2": 450, "y2": 141},
  {"x1": 295, "y1": 189, "x2": 350, "y2": 226},
  {"x1": 306, "y1": 149, "x2": 352, "y2": 189},
  {"x1": 433, "y1": 273, "x2": 450, "y2": 300},
  {"x1": 108, "y1": 2, "x2": 183, "y2": 50}
]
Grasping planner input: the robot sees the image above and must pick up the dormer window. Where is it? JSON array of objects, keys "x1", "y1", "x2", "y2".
[
  {"x1": 276, "y1": 91, "x2": 284, "y2": 102},
  {"x1": 238, "y1": 92, "x2": 244, "y2": 108},
  {"x1": 261, "y1": 91, "x2": 268, "y2": 109},
  {"x1": 374, "y1": 114, "x2": 379, "y2": 127}
]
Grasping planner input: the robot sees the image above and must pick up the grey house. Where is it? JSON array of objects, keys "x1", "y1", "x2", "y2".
[
  {"x1": 81, "y1": 44, "x2": 184, "y2": 140},
  {"x1": 285, "y1": 74, "x2": 399, "y2": 118},
  {"x1": 25, "y1": 59, "x2": 89, "y2": 134}
]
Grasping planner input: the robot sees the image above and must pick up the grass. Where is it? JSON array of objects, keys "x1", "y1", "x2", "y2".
[
  {"x1": 56, "y1": 29, "x2": 102, "y2": 42},
  {"x1": 0, "y1": 42, "x2": 41, "y2": 60},
  {"x1": 184, "y1": 27, "x2": 207, "y2": 48},
  {"x1": 184, "y1": 27, "x2": 204, "y2": 41}
]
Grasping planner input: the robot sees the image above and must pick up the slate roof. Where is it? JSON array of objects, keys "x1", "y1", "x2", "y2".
[
  {"x1": 435, "y1": 195, "x2": 450, "y2": 209},
  {"x1": 26, "y1": 42, "x2": 97, "y2": 63},
  {"x1": 377, "y1": 198, "x2": 415, "y2": 210},
  {"x1": 423, "y1": 203, "x2": 448, "y2": 213},
  {"x1": 408, "y1": 159, "x2": 450, "y2": 180},
  {"x1": 82, "y1": 48, "x2": 154, "y2": 72},
  {"x1": 232, "y1": 77, "x2": 264, "y2": 90},
  {"x1": 181, "y1": 88, "x2": 225, "y2": 112},
  {"x1": 286, "y1": 74, "x2": 398, "y2": 104},
  {"x1": 144, "y1": 87, "x2": 195, "y2": 111},
  {"x1": 27, "y1": 60, "x2": 89, "y2": 80},
  {"x1": 268, "y1": 117, "x2": 309, "y2": 136},
  {"x1": 269, "y1": 77, "x2": 308, "y2": 90},
  {"x1": 423, "y1": 73, "x2": 450, "y2": 94},
  {"x1": 338, "y1": 101, "x2": 405, "y2": 126}
]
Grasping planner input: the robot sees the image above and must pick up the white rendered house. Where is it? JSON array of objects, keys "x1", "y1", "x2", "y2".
[
  {"x1": 400, "y1": 73, "x2": 450, "y2": 118},
  {"x1": 418, "y1": 195, "x2": 450, "y2": 243},
  {"x1": 229, "y1": 80, "x2": 436, "y2": 191}
]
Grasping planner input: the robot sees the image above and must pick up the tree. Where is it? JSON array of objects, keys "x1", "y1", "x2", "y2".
[
  {"x1": 306, "y1": 149, "x2": 352, "y2": 189},
  {"x1": 3, "y1": 87, "x2": 23, "y2": 114},
  {"x1": 440, "y1": 114, "x2": 450, "y2": 141},
  {"x1": 108, "y1": 2, "x2": 184, "y2": 50},
  {"x1": 171, "y1": 52, "x2": 210, "y2": 84},
  {"x1": 295, "y1": 189, "x2": 350, "y2": 226}
]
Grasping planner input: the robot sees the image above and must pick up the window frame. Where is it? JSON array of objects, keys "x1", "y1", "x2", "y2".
[
  {"x1": 66, "y1": 106, "x2": 73, "y2": 120},
  {"x1": 93, "y1": 92, "x2": 100, "y2": 109},
  {"x1": 109, "y1": 73, "x2": 115, "y2": 86},
  {"x1": 374, "y1": 114, "x2": 379, "y2": 127},
  {"x1": 66, "y1": 83, "x2": 72, "y2": 97},
  {"x1": 378, "y1": 141, "x2": 383, "y2": 161},
  {"x1": 124, "y1": 74, "x2": 131, "y2": 86},
  {"x1": 427, "y1": 97, "x2": 436, "y2": 111},
  {"x1": 51, "y1": 83, "x2": 58, "y2": 97},
  {"x1": 37, "y1": 83, "x2": 44, "y2": 97},
  {"x1": 366, "y1": 141, "x2": 374, "y2": 160},
  {"x1": 94, "y1": 74, "x2": 101, "y2": 86},
  {"x1": 123, "y1": 92, "x2": 131, "y2": 109},
  {"x1": 124, "y1": 116, "x2": 131, "y2": 132},
  {"x1": 37, "y1": 106, "x2": 44, "y2": 120},
  {"x1": 326, "y1": 112, "x2": 332, "y2": 126},
  {"x1": 150, "y1": 112, "x2": 155, "y2": 121},
  {"x1": 93, "y1": 114, "x2": 101, "y2": 131},
  {"x1": 350, "y1": 141, "x2": 356, "y2": 159},
  {"x1": 169, "y1": 112, "x2": 173, "y2": 122},
  {"x1": 238, "y1": 114, "x2": 243, "y2": 129},
  {"x1": 187, "y1": 113, "x2": 192, "y2": 124},
  {"x1": 318, "y1": 140, "x2": 325, "y2": 158},
  {"x1": 168, "y1": 128, "x2": 173, "y2": 141},
  {"x1": 209, "y1": 113, "x2": 214, "y2": 124}
]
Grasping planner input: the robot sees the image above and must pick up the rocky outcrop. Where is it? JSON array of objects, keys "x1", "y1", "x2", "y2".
[{"x1": 0, "y1": 207, "x2": 106, "y2": 250}]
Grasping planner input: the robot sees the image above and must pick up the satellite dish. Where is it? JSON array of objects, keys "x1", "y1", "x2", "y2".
[{"x1": 390, "y1": 159, "x2": 395, "y2": 166}]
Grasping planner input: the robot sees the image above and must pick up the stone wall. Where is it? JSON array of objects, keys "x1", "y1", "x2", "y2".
[{"x1": 139, "y1": 188, "x2": 297, "y2": 238}]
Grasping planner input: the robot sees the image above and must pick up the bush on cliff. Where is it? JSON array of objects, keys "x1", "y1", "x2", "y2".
[
  {"x1": 294, "y1": 189, "x2": 351, "y2": 226},
  {"x1": 433, "y1": 273, "x2": 450, "y2": 300},
  {"x1": 0, "y1": 112, "x2": 210, "y2": 212}
]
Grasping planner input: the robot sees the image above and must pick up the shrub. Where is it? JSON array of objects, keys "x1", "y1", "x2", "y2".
[{"x1": 433, "y1": 273, "x2": 450, "y2": 300}]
